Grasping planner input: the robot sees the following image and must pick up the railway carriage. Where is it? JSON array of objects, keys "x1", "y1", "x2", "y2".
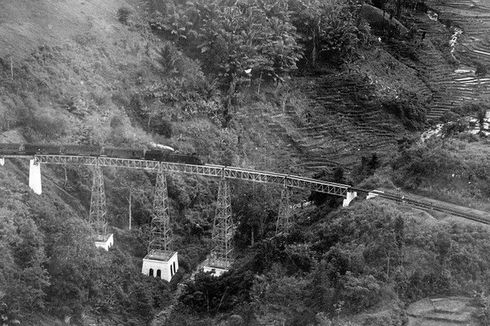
[
  {"x1": 186, "y1": 154, "x2": 203, "y2": 165},
  {"x1": 62, "y1": 145, "x2": 102, "y2": 156},
  {"x1": 102, "y1": 147, "x2": 145, "y2": 159},
  {"x1": 144, "y1": 149, "x2": 166, "y2": 161},
  {"x1": 23, "y1": 144, "x2": 45, "y2": 154},
  {"x1": 0, "y1": 143, "x2": 23, "y2": 155},
  {"x1": 32, "y1": 144, "x2": 62, "y2": 155}
]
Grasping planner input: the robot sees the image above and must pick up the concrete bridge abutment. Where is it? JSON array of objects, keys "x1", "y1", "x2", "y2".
[{"x1": 342, "y1": 191, "x2": 357, "y2": 207}]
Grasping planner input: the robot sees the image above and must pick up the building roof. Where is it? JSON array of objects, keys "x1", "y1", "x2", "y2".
[
  {"x1": 94, "y1": 233, "x2": 112, "y2": 242},
  {"x1": 205, "y1": 257, "x2": 232, "y2": 269},
  {"x1": 144, "y1": 249, "x2": 176, "y2": 262}
]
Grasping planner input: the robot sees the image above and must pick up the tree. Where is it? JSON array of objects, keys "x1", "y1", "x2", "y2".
[
  {"x1": 180, "y1": 268, "x2": 254, "y2": 314},
  {"x1": 251, "y1": 265, "x2": 313, "y2": 323},
  {"x1": 0, "y1": 209, "x2": 49, "y2": 315},
  {"x1": 233, "y1": 184, "x2": 277, "y2": 248},
  {"x1": 477, "y1": 107, "x2": 487, "y2": 136},
  {"x1": 149, "y1": 0, "x2": 302, "y2": 111},
  {"x1": 435, "y1": 231, "x2": 451, "y2": 266},
  {"x1": 308, "y1": 169, "x2": 344, "y2": 207},
  {"x1": 288, "y1": 0, "x2": 363, "y2": 66},
  {"x1": 110, "y1": 170, "x2": 153, "y2": 229},
  {"x1": 333, "y1": 166, "x2": 345, "y2": 183}
]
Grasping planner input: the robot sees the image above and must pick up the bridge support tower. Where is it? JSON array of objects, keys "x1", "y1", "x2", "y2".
[
  {"x1": 90, "y1": 163, "x2": 113, "y2": 250},
  {"x1": 203, "y1": 177, "x2": 234, "y2": 276},
  {"x1": 142, "y1": 169, "x2": 178, "y2": 282},
  {"x1": 29, "y1": 159, "x2": 42, "y2": 195},
  {"x1": 276, "y1": 186, "x2": 292, "y2": 235}
]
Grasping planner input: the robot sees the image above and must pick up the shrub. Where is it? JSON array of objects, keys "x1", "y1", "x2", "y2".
[
  {"x1": 110, "y1": 115, "x2": 124, "y2": 129},
  {"x1": 475, "y1": 62, "x2": 487, "y2": 76},
  {"x1": 180, "y1": 269, "x2": 254, "y2": 314},
  {"x1": 382, "y1": 91, "x2": 426, "y2": 130},
  {"x1": 117, "y1": 7, "x2": 132, "y2": 25},
  {"x1": 150, "y1": 118, "x2": 172, "y2": 138},
  {"x1": 339, "y1": 273, "x2": 382, "y2": 312},
  {"x1": 17, "y1": 101, "x2": 67, "y2": 141},
  {"x1": 289, "y1": 0, "x2": 366, "y2": 66}
]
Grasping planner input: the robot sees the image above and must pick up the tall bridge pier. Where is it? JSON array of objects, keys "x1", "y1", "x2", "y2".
[
  {"x1": 276, "y1": 186, "x2": 292, "y2": 235},
  {"x1": 90, "y1": 163, "x2": 113, "y2": 250},
  {"x1": 142, "y1": 169, "x2": 179, "y2": 282},
  {"x1": 203, "y1": 177, "x2": 234, "y2": 276}
]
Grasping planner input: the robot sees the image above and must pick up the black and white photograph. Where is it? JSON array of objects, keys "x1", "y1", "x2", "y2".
[{"x1": 0, "y1": 0, "x2": 489, "y2": 325}]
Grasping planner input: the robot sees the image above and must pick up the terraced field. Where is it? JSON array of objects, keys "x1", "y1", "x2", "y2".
[
  {"x1": 260, "y1": 72, "x2": 403, "y2": 177},
  {"x1": 424, "y1": 0, "x2": 490, "y2": 119},
  {"x1": 407, "y1": 297, "x2": 480, "y2": 326},
  {"x1": 259, "y1": 0, "x2": 490, "y2": 178}
]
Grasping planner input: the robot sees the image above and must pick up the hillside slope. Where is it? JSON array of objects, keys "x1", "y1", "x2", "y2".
[
  {"x1": 0, "y1": 0, "x2": 125, "y2": 59},
  {"x1": 1, "y1": 0, "x2": 490, "y2": 324}
]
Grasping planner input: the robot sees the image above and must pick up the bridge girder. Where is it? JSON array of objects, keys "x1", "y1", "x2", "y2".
[{"x1": 32, "y1": 155, "x2": 350, "y2": 197}]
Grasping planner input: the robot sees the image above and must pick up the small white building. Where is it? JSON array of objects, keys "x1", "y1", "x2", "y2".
[
  {"x1": 142, "y1": 250, "x2": 179, "y2": 282},
  {"x1": 94, "y1": 233, "x2": 114, "y2": 251}
]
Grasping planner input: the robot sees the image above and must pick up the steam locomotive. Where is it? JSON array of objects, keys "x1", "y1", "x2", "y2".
[{"x1": 0, "y1": 143, "x2": 203, "y2": 165}]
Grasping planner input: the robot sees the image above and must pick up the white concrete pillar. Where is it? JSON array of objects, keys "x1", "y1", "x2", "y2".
[
  {"x1": 342, "y1": 191, "x2": 357, "y2": 207},
  {"x1": 29, "y1": 159, "x2": 42, "y2": 195},
  {"x1": 0, "y1": 158, "x2": 4, "y2": 166}
]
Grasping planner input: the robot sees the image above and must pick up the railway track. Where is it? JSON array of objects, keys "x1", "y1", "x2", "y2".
[
  {"x1": 2, "y1": 147, "x2": 488, "y2": 225},
  {"x1": 352, "y1": 188, "x2": 490, "y2": 225}
]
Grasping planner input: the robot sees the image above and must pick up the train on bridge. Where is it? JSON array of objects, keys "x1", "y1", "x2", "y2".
[{"x1": 0, "y1": 143, "x2": 204, "y2": 165}]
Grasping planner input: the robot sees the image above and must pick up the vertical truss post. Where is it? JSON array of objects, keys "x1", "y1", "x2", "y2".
[
  {"x1": 89, "y1": 160, "x2": 107, "y2": 235},
  {"x1": 276, "y1": 185, "x2": 292, "y2": 235},
  {"x1": 211, "y1": 177, "x2": 233, "y2": 265},
  {"x1": 148, "y1": 167, "x2": 172, "y2": 252}
]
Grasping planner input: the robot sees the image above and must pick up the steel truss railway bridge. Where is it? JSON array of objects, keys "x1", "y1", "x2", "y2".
[
  {"x1": 0, "y1": 152, "x2": 488, "y2": 280},
  {"x1": 0, "y1": 153, "x2": 355, "y2": 280}
]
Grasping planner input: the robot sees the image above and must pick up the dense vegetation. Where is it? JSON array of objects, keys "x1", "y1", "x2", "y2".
[
  {"x1": 175, "y1": 200, "x2": 490, "y2": 325},
  {"x1": 0, "y1": 0, "x2": 489, "y2": 325}
]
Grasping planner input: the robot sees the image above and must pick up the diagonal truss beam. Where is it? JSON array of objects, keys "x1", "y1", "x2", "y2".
[{"x1": 32, "y1": 155, "x2": 350, "y2": 197}]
